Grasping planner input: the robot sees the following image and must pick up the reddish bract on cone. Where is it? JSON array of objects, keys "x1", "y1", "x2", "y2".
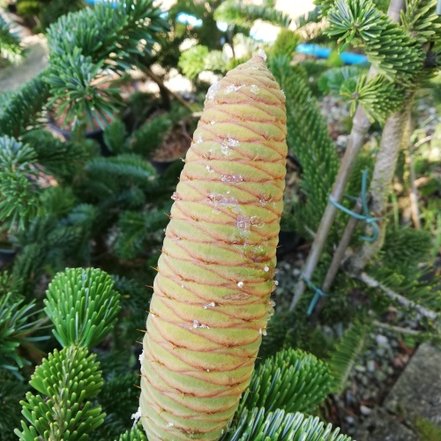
[{"x1": 140, "y1": 55, "x2": 287, "y2": 441}]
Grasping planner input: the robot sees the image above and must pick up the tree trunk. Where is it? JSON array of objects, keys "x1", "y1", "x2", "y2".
[
  {"x1": 350, "y1": 105, "x2": 409, "y2": 271},
  {"x1": 290, "y1": 0, "x2": 406, "y2": 310}
]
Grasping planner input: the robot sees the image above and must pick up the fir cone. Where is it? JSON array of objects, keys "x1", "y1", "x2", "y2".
[{"x1": 140, "y1": 55, "x2": 287, "y2": 441}]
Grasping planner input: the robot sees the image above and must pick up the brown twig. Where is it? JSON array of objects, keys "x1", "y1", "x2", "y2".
[
  {"x1": 357, "y1": 272, "x2": 438, "y2": 320},
  {"x1": 373, "y1": 320, "x2": 422, "y2": 336},
  {"x1": 144, "y1": 68, "x2": 195, "y2": 113}
]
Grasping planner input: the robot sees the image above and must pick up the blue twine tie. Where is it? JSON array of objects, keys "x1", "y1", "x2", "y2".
[
  {"x1": 303, "y1": 277, "x2": 328, "y2": 316},
  {"x1": 329, "y1": 169, "x2": 380, "y2": 243}
]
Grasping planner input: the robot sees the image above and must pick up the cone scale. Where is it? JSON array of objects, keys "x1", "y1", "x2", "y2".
[{"x1": 140, "y1": 55, "x2": 287, "y2": 441}]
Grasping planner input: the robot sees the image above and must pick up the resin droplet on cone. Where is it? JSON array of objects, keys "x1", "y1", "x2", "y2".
[{"x1": 140, "y1": 55, "x2": 287, "y2": 441}]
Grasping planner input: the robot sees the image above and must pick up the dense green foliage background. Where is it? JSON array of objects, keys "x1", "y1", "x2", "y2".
[{"x1": 0, "y1": 0, "x2": 440, "y2": 439}]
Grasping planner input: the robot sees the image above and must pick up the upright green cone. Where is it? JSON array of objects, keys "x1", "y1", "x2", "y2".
[{"x1": 140, "y1": 55, "x2": 287, "y2": 440}]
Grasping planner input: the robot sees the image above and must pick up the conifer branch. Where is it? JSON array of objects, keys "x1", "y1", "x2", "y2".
[
  {"x1": 238, "y1": 349, "x2": 332, "y2": 415},
  {"x1": 0, "y1": 14, "x2": 22, "y2": 63},
  {"x1": 327, "y1": 0, "x2": 423, "y2": 83},
  {"x1": 0, "y1": 293, "x2": 45, "y2": 373},
  {"x1": 0, "y1": 135, "x2": 41, "y2": 230},
  {"x1": 44, "y1": 268, "x2": 121, "y2": 348},
  {"x1": 116, "y1": 426, "x2": 147, "y2": 441},
  {"x1": 341, "y1": 74, "x2": 405, "y2": 123},
  {"x1": 270, "y1": 56, "x2": 339, "y2": 234},
  {"x1": 86, "y1": 154, "x2": 156, "y2": 180},
  {"x1": 214, "y1": 1, "x2": 291, "y2": 29},
  {"x1": 223, "y1": 408, "x2": 353, "y2": 440},
  {"x1": 178, "y1": 45, "x2": 227, "y2": 80},
  {"x1": 401, "y1": 0, "x2": 441, "y2": 45},
  {"x1": 15, "y1": 268, "x2": 122, "y2": 439},
  {"x1": 15, "y1": 346, "x2": 105, "y2": 441},
  {"x1": 0, "y1": 74, "x2": 50, "y2": 137},
  {"x1": 315, "y1": 0, "x2": 338, "y2": 16},
  {"x1": 328, "y1": 322, "x2": 369, "y2": 393}
]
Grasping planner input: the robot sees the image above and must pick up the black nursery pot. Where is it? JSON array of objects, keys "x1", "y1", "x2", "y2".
[
  {"x1": 277, "y1": 230, "x2": 302, "y2": 259},
  {"x1": 0, "y1": 248, "x2": 17, "y2": 269},
  {"x1": 150, "y1": 159, "x2": 176, "y2": 174},
  {"x1": 47, "y1": 117, "x2": 112, "y2": 156}
]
